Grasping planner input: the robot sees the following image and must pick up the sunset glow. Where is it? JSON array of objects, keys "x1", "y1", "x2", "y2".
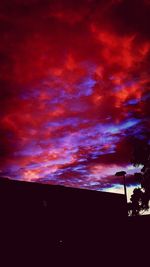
[{"x1": 0, "y1": 0, "x2": 150, "y2": 193}]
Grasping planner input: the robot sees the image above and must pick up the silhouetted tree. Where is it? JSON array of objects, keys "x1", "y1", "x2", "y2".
[
  {"x1": 128, "y1": 140, "x2": 150, "y2": 216},
  {"x1": 131, "y1": 139, "x2": 150, "y2": 167}
]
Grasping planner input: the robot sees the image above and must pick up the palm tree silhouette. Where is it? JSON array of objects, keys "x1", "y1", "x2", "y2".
[
  {"x1": 128, "y1": 141, "x2": 150, "y2": 216},
  {"x1": 115, "y1": 171, "x2": 127, "y2": 203}
]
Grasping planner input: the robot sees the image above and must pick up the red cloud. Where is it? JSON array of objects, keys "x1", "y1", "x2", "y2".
[{"x1": 0, "y1": 0, "x2": 150, "y2": 191}]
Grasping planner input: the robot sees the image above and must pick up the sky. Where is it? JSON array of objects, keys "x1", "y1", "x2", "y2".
[{"x1": 0, "y1": 0, "x2": 150, "y2": 198}]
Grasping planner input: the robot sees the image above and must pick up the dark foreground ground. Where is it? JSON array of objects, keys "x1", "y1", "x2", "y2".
[{"x1": 0, "y1": 178, "x2": 149, "y2": 265}]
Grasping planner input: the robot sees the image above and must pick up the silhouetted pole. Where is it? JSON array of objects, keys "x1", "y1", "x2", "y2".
[
  {"x1": 115, "y1": 171, "x2": 127, "y2": 203},
  {"x1": 123, "y1": 173, "x2": 127, "y2": 203}
]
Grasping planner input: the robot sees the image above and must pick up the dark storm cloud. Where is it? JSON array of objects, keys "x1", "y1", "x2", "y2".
[{"x1": 109, "y1": 0, "x2": 150, "y2": 38}]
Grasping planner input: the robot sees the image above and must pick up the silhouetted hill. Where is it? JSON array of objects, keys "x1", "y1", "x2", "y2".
[{"x1": 0, "y1": 178, "x2": 149, "y2": 265}]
